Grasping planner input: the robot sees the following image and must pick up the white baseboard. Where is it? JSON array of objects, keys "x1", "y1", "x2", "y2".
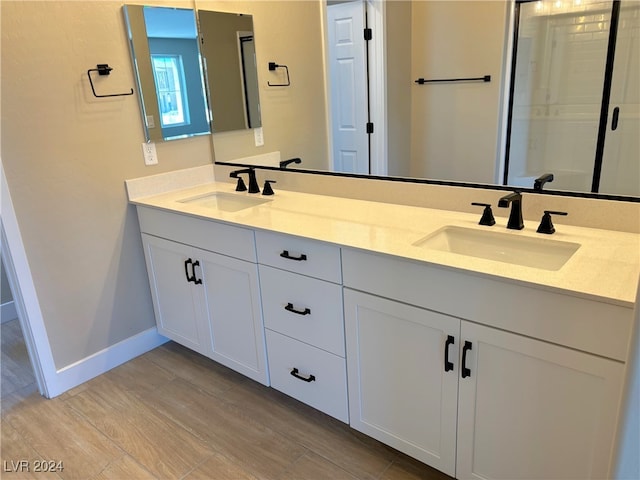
[
  {"x1": 1, "y1": 300, "x2": 18, "y2": 324},
  {"x1": 49, "y1": 327, "x2": 169, "y2": 398}
]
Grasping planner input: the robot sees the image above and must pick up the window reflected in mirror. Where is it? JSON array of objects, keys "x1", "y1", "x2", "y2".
[
  {"x1": 152, "y1": 55, "x2": 189, "y2": 127},
  {"x1": 123, "y1": 5, "x2": 211, "y2": 141}
]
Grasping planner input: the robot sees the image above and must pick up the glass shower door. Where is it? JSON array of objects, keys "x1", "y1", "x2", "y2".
[
  {"x1": 598, "y1": 0, "x2": 639, "y2": 196},
  {"x1": 506, "y1": 0, "x2": 615, "y2": 193}
]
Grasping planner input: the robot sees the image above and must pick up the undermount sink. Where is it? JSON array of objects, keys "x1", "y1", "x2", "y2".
[
  {"x1": 413, "y1": 226, "x2": 580, "y2": 271},
  {"x1": 178, "y1": 191, "x2": 271, "y2": 212}
]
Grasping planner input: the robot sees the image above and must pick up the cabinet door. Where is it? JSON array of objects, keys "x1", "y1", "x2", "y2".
[
  {"x1": 456, "y1": 321, "x2": 625, "y2": 480},
  {"x1": 141, "y1": 234, "x2": 213, "y2": 357},
  {"x1": 197, "y1": 248, "x2": 268, "y2": 385},
  {"x1": 344, "y1": 289, "x2": 460, "y2": 477}
]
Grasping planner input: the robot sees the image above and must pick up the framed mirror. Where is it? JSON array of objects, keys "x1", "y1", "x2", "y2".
[
  {"x1": 209, "y1": 0, "x2": 639, "y2": 201},
  {"x1": 123, "y1": 5, "x2": 211, "y2": 142},
  {"x1": 123, "y1": 5, "x2": 262, "y2": 141}
]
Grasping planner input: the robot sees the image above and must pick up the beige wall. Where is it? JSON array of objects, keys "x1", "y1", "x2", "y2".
[
  {"x1": 410, "y1": 1, "x2": 508, "y2": 183},
  {"x1": 199, "y1": 11, "x2": 254, "y2": 132},
  {"x1": 386, "y1": 0, "x2": 413, "y2": 177},
  {"x1": 1, "y1": 0, "x2": 213, "y2": 369},
  {"x1": 197, "y1": 0, "x2": 329, "y2": 170},
  {"x1": 0, "y1": 0, "x2": 328, "y2": 370}
]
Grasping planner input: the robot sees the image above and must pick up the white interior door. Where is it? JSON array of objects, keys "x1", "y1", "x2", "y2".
[{"x1": 327, "y1": 0, "x2": 369, "y2": 174}]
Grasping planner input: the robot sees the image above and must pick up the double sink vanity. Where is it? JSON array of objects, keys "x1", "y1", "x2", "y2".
[{"x1": 126, "y1": 167, "x2": 639, "y2": 480}]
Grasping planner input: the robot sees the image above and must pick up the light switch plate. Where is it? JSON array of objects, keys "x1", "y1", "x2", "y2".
[
  {"x1": 142, "y1": 142, "x2": 158, "y2": 166},
  {"x1": 254, "y1": 127, "x2": 264, "y2": 147}
]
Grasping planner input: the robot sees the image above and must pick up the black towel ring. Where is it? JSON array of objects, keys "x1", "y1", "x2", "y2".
[
  {"x1": 267, "y1": 62, "x2": 291, "y2": 87},
  {"x1": 87, "y1": 64, "x2": 134, "y2": 98}
]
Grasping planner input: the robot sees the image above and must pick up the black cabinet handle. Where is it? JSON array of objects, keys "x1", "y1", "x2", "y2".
[
  {"x1": 612, "y1": 106, "x2": 620, "y2": 131},
  {"x1": 192, "y1": 260, "x2": 202, "y2": 285},
  {"x1": 444, "y1": 335, "x2": 455, "y2": 372},
  {"x1": 184, "y1": 258, "x2": 194, "y2": 283},
  {"x1": 284, "y1": 303, "x2": 311, "y2": 316},
  {"x1": 290, "y1": 367, "x2": 315, "y2": 382},
  {"x1": 280, "y1": 250, "x2": 307, "y2": 261},
  {"x1": 461, "y1": 341, "x2": 472, "y2": 378}
]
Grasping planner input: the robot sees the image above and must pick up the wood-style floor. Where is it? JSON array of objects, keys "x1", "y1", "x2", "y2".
[{"x1": 1, "y1": 321, "x2": 452, "y2": 480}]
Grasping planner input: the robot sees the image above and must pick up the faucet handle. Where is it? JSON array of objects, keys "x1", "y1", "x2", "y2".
[
  {"x1": 537, "y1": 210, "x2": 567, "y2": 235},
  {"x1": 471, "y1": 202, "x2": 496, "y2": 226},
  {"x1": 235, "y1": 177, "x2": 248, "y2": 192},
  {"x1": 262, "y1": 180, "x2": 276, "y2": 196}
]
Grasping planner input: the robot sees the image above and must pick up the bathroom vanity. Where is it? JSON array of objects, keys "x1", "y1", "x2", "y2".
[{"x1": 127, "y1": 172, "x2": 639, "y2": 480}]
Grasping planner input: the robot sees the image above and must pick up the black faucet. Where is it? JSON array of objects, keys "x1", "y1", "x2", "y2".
[
  {"x1": 534, "y1": 173, "x2": 554, "y2": 191},
  {"x1": 230, "y1": 168, "x2": 260, "y2": 194},
  {"x1": 280, "y1": 157, "x2": 302, "y2": 168},
  {"x1": 498, "y1": 191, "x2": 524, "y2": 230}
]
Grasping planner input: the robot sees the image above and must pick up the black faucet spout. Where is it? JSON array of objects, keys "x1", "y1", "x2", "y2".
[
  {"x1": 534, "y1": 173, "x2": 554, "y2": 191},
  {"x1": 280, "y1": 157, "x2": 302, "y2": 168},
  {"x1": 230, "y1": 168, "x2": 260, "y2": 194},
  {"x1": 498, "y1": 191, "x2": 524, "y2": 230}
]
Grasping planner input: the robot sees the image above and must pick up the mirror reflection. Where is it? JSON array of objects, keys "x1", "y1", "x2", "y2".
[
  {"x1": 123, "y1": 5, "x2": 210, "y2": 141},
  {"x1": 199, "y1": 10, "x2": 262, "y2": 132},
  {"x1": 207, "y1": 0, "x2": 638, "y2": 199}
]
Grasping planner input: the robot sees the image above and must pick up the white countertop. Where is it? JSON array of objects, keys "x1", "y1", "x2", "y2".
[{"x1": 130, "y1": 181, "x2": 640, "y2": 308}]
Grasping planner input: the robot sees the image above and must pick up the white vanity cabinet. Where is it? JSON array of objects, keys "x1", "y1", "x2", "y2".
[
  {"x1": 344, "y1": 289, "x2": 460, "y2": 476},
  {"x1": 343, "y1": 248, "x2": 627, "y2": 480},
  {"x1": 256, "y1": 231, "x2": 349, "y2": 422},
  {"x1": 137, "y1": 206, "x2": 268, "y2": 385}
]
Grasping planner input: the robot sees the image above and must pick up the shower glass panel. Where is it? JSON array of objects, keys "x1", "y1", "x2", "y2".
[
  {"x1": 599, "y1": 1, "x2": 639, "y2": 196},
  {"x1": 507, "y1": 0, "x2": 614, "y2": 192}
]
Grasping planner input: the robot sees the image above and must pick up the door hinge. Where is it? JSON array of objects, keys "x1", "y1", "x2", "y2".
[
  {"x1": 364, "y1": 28, "x2": 372, "y2": 41},
  {"x1": 366, "y1": 122, "x2": 374, "y2": 134}
]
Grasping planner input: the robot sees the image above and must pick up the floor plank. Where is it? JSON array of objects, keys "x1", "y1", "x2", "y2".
[
  {"x1": 140, "y1": 377, "x2": 307, "y2": 479},
  {"x1": 64, "y1": 375, "x2": 213, "y2": 480},
  {"x1": 219, "y1": 378, "x2": 399, "y2": 480},
  {"x1": 2, "y1": 339, "x2": 454, "y2": 480},
  {"x1": 3, "y1": 394, "x2": 123, "y2": 480}
]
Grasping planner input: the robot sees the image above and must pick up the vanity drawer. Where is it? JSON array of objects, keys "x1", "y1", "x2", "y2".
[
  {"x1": 255, "y1": 230, "x2": 341, "y2": 283},
  {"x1": 137, "y1": 206, "x2": 256, "y2": 262},
  {"x1": 266, "y1": 329, "x2": 349, "y2": 423},
  {"x1": 259, "y1": 265, "x2": 345, "y2": 356}
]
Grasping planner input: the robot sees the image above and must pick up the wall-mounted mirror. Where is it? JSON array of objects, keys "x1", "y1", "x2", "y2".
[
  {"x1": 123, "y1": 5, "x2": 211, "y2": 142},
  {"x1": 123, "y1": 5, "x2": 262, "y2": 141},
  {"x1": 208, "y1": 0, "x2": 638, "y2": 200}
]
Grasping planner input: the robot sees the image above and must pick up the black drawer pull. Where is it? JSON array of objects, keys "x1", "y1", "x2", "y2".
[
  {"x1": 290, "y1": 367, "x2": 315, "y2": 382},
  {"x1": 285, "y1": 303, "x2": 311, "y2": 316},
  {"x1": 461, "y1": 341, "x2": 472, "y2": 378},
  {"x1": 192, "y1": 260, "x2": 202, "y2": 285},
  {"x1": 280, "y1": 250, "x2": 307, "y2": 261},
  {"x1": 184, "y1": 258, "x2": 194, "y2": 283},
  {"x1": 444, "y1": 335, "x2": 455, "y2": 372}
]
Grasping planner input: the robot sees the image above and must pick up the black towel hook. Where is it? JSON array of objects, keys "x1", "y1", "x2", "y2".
[
  {"x1": 267, "y1": 61, "x2": 290, "y2": 87},
  {"x1": 87, "y1": 64, "x2": 134, "y2": 98}
]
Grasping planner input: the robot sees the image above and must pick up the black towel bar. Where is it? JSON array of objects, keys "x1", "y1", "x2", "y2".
[{"x1": 415, "y1": 75, "x2": 491, "y2": 84}]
